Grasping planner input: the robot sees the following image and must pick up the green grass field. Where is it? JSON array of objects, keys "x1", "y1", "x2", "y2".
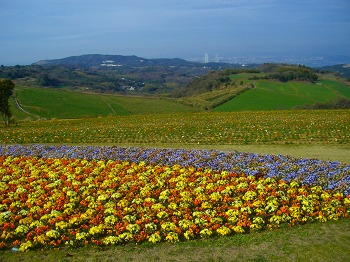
[
  {"x1": 214, "y1": 78, "x2": 350, "y2": 111},
  {"x1": 2, "y1": 219, "x2": 349, "y2": 262},
  {"x1": 10, "y1": 76, "x2": 350, "y2": 120},
  {"x1": 11, "y1": 86, "x2": 197, "y2": 120}
]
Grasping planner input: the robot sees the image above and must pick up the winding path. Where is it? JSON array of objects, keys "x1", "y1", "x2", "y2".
[{"x1": 12, "y1": 96, "x2": 40, "y2": 119}]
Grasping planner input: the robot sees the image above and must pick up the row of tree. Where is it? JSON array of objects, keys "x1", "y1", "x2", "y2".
[{"x1": 268, "y1": 66, "x2": 318, "y2": 82}]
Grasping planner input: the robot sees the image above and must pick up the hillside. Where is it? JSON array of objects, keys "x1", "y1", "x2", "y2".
[
  {"x1": 7, "y1": 63, "x2": 350, "y2": 121},
  {"x1": 34, "y1": 54, "x2": 202, "y2": 68},
  {"x1": 214, "y1": 79, "x2": 350, "y2": 111},
  {"x1": 3, "y1": 58, "x2": 350, "y2": 120},
  {"x1": 1, "y1": 54, "x2": 254, "y2": 95},
  {"x1": 10, "y1": 86, "x2": 197, "y2": 121},
  {"x1": 172, "y1": 64, "x2": 339, "y2": 110}
]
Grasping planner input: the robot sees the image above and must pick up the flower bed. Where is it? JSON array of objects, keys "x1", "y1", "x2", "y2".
[
  {"x1": 0, "y1": 145, "x2": 349, "y2": 251},
  {"x1": 1, "y1": 145, "x2": 349, "y2": 194}
]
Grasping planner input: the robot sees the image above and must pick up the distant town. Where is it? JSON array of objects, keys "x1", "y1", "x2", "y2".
[{"x1": 190, "y1": 54, "x2": 350, "y2": 67}]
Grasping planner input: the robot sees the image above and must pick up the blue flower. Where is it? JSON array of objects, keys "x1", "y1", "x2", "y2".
[{"x1": 0, "y1": 144, "x2": 349, "y2": 195}]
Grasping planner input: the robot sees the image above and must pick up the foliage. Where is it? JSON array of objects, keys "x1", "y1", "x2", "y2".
[
  {"x1": 256, "y1": 64, "x2": 318, "y2": 82},
  {"x1": 172, "y1": 69, "x2": 258, "y2": 98},
  {"x1": 270, "y1": 66, "x2": 318, "y2": 82},
  {"x1": 0, "y1": 79, "x2": 15, "y2": 126},
  {"x1": 0, "y1": 154, "x2": 349, "y2": 251}
]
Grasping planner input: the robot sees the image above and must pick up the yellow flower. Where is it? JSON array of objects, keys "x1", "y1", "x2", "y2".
[
  {"x1": 97, "y1": 194, "x2": 109, "y2": 202},
  {"x1": 76, "y1": 232, "x2": 89, "y2": 240},
  {"x1": 344, "y1": 197, "x2": 350, "y2": 206},
  {"x1": 200, "y1": 229, "x2": 212, "y2": 238},
  {"x1": 184, "y1": 230, "x2": 194, "y2": 240},
  {"x1": 19, "y1": 241, "x2": 33, "y2": 252},
  {"x1": 123, "y1": 214, "x2": 136, "y2": 223},
  {"x1": 15, "y1": 225, "x2": 29, "y2": 235},
  {"x1": 55, "y1": 221, "x2": 69, "y2": 230},
  {"x1": 103, "y1": 236, "x2": 120, "y2": 245},
  {"x1": 232, "y1": 226, "x2": 245, "y2": 233},
  {"x1": 165, "y1": 232, "x2": 179, "y2": 243},
  {"x1": 242, "y1": 191, "x2": 257, "y2": 201},
  {"x1": 159, "y1": 189, "x2": 170, "y2": 202},
  {"x1": 104, "y1": 215, "x2": 117, "y2": 226},
  {"x1": 145, "y1": 222, "x2": 157, "y2": 233},
  {"x1": 201, "y1": 201, "x2": 213, "y2": 209},
  {"x1": 89, "y1": 224, "x2": 105, "y2": 235},
  {"x1": 46, "y1": 230, "x2": 60, "y2": 239},
  {"x1": 217, "y1": 226, "x2": 231, "y2": 236},
  {"x1": 161, "y1": 221, "x2": 176, "y2": 232},
  {"x1": 269, "y1": 215, "x2": 282, "y2": 225},
  {"x1": 168, "y1": 202, "x2": 178, "y2": 210},
  {"x1": 33, "y1": 234, "x2": 48, "y2": 245},
  {"x1": 210, "y1": 192, "x2": 222, "y2": 202},
  {"x1": 152, "y1": 203, "x2": 165, "y2": 211},
  {"x1": 148, "y1": 232, "x2": 162, "y2": 243},
  {"x1": 118, "y1": 232, "x2": 133, "y2": 242},
  {"x1": 179, "y1": 219, "x2": 193, "y2": 230},
  {"x1": 126, "y1": 223, "x2": 140, "y2": 234},
  {"x1": 157, "y1": 211, "x2": 169, "y2": 219}
]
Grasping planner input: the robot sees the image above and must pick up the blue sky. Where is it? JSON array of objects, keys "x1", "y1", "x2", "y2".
[{"x1": 1, "y1": 0, "x2": 349, "y2": 65}]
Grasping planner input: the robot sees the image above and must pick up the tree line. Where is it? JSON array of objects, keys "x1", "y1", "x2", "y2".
[{"x1": 172, "y1": 65, "x2": 318, "y2": 98}]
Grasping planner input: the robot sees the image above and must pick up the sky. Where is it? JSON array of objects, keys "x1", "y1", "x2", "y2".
[{"x1": 1, "y1": 0, "x2": 350, "y2": 65}]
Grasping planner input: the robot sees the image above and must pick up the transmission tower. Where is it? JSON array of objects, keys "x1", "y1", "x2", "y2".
[
  {"x1": 204, "y1": 53, "x2": 209, "y2": 64},
  {"x1": 215, "y1": 53, "x2": 219, "y2": 63}
]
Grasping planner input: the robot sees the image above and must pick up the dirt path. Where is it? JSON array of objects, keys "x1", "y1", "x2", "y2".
[{"x1": 12, "y1": 96, "x2": 40, "y2": 119}]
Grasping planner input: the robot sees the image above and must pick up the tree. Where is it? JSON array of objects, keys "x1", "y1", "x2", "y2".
[{"x1": 0, "y1": 78, "x2": 15, "y2": 126}]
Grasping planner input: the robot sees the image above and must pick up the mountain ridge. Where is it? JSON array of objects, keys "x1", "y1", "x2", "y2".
[{"x1": 33, "y1": 54, "x2": 255, "y2": 69}]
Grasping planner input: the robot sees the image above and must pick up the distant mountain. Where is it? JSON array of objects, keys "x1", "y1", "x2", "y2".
[
  {"x1": 0, "y1": 54, "x2": 252, "y2": 95},
  {"x1": 33, "y1": 54, "x2": 242, "y2": 69},
  {"x1": 34, "y1": 54, "x2": 145, "y2": 67}
]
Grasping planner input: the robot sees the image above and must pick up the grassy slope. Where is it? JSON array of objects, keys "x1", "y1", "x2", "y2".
[
  {"x1": 11, "y1": 86, "x2": 197, "y2": 120},
  {"x1": 10, "y1": 76, "x2": 350, "y2": 119},
  {"x1": 320, "y1": 79, "x2": 350, "y2": 96},
  {"x1": 213, "y1": 78, "x2": 350, "y2": 112}
]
